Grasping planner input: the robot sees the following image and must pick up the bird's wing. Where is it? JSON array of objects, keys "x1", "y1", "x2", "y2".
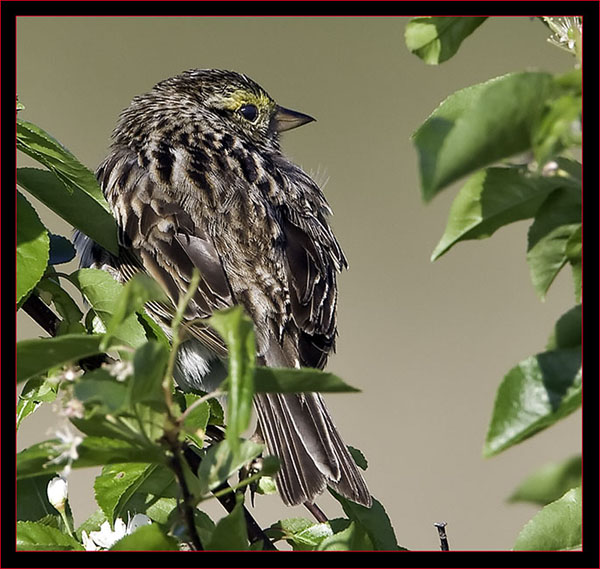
[
  {"x1": 281, "y1": 215, "x2": 347, "y2": 370},
  {"x1": 97, "y1": 151, "x2": 233, "y2": 357}
]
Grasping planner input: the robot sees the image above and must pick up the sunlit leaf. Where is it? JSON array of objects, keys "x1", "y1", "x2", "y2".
[
  {"x1": 514, "y1": 487, "x2": 581, "y2": 550},
  {"x1": 405, "y1": 16, "x2": 487, "y2": 64}
]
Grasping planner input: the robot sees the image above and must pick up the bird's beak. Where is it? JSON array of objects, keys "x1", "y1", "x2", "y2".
[{"x1": 273, "y1": 105, "x2": 316, "y2": 132}]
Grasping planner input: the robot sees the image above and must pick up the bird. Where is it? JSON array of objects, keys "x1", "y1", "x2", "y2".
[{"x1": 74, "y1": 68, "x2": 371, "y2": 508}]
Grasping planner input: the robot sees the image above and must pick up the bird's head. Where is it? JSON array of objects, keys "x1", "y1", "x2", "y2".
[{"x1": 113, "y1": 69, "x2": 315, "y2": 152}]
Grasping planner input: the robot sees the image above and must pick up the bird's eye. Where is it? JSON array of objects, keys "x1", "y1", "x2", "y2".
[{"x1": 238, "y1": 104, "x2": 259, "y2": 122}]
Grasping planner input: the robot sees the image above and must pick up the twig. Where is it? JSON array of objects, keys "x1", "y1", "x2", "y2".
[
  {"x1": 166, "y1": 438, "x2": 204, "y2": 550},
  {"x1": 434, "y1": 522, "x2": 449, "y2": 551},
  {"x1": 22, "y1": 294, "x2": 60, "y2": 336}
]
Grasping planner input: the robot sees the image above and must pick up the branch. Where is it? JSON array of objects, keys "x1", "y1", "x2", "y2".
[
  {"x1": 434, "y1": 521, "x2": 450, "y2": 551},
  {"x1": 21, "y1": 293, "x2": 60, "y2": 336}
]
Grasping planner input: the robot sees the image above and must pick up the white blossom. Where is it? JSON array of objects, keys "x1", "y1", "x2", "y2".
[
  {"x1": 102, "y1": 360, "x2": 134, "y2": 382},
  {"x1": 83, "y1": 514, "x2": 152, "y2": 551},
  {"x1": 47, "y1": 426, "x2": 83, "y2": 477}
]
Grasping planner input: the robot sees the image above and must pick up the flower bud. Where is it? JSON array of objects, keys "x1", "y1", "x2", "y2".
[{"x1": 47, "y1": 476, "x2": 68, "y2": 512}]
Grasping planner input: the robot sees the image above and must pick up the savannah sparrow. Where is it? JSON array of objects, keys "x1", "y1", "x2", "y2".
[{"x1": 75, "y1": 69, "x2": 371, "y2": 508}]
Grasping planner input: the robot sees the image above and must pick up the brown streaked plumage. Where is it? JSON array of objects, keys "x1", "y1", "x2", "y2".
[{"x1": 75, "y1": 69, "x2": 371, "y2": 508}]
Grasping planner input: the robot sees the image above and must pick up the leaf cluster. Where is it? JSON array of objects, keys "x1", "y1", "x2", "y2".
[{"x1": 406, "y1": 16, "x2": 582, "y2": 551}]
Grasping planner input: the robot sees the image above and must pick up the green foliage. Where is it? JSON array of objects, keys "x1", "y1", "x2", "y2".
[
  {"x1": 16, "y1": 108, "x2": 380, "y2": 549},
  {"x1": 407, "y1": 16, "x2": 582, "y2": 551},
  {"x1": 514, "y1": 487, "x2": 581, "y2": 551},
  {"x1": 508, "y1": 455, "x2": 581, "y2": 506},
  {"x1": 405, "y1": 16, "x2": 488, "y2": 65}
]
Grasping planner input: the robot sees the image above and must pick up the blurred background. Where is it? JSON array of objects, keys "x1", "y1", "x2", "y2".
[{"x1": 16, "y1": 16, "x2": 580, "y2": 550}]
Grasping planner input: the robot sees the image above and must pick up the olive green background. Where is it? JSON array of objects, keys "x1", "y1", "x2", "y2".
[{"x1": 17, "y1": 16, "x2": 580, "y2": 550}]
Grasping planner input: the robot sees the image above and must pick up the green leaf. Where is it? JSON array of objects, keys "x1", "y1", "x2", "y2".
[
  {"x1": 16, "y1": 118, "x2": 113, "y2": 207},
  {"x1": 74, "y1": 368, "x2": 130, "y2": 414},
  {"x1": 17, "y1": 521, "x2": 84, "y2": 551},
  {"x1": 545, "y1": 305, "x2": 581, "y2": 351},
  {"x1": 348, "y1": 446, "x2": 368, "y2": 470},
  {"x1": 94, "y1": 463, "x2": 156, "y2": 523},
  {"x1": 17, "y1": 437, "x2": 165, "y2": 480},
  {"x1": 110, "y1": 523, "x2": 178, "y2": 551},
  {"x1": 509, "y1": 455, "x2": 581, "y2": 506},
  {"x1": 329, "y1": 491, "x2": 403, "y2": 551},
  {"x1": 268, "y1": 518, "x2": 333, "y2": 551},
  {"x1": 413, "y1": 72, "x2": 553, "y2": 201},
  {"x1": 17, "y1": 474, "x2": 56, "y2": 522},
  {"x1": 17, "y1": 377, "x2": 58, "y2": 429},
  {"x1": 514, "y1": 487, "x2": 581, "y2": 550},
  {"x1": 484, "y1": 348, "x2": 581, "y2": 457},
  {"x1": 35, "y1": 277, "x2": 85, "y2": 335},
  {"x1": 130, "y1": 340, "x2": 169, "y2": 406},
  {"x1": 527, "y1": 187, "x2": 581, "y2": 299},
  {"x1": 17, "y1": 167, "x2": 119, "y2": 255},
  {"x1": 68, "y1": 269, "x2": 148, "y2": 349},
  {"x1": 205, "y1": 497, "x2": 249, "y2": 550},
  {"x1": 103, "y1": 273, "x2": 169, "y2": 350},
  {"x1": 17, "y1": 191, "x2": 50, "y2": 304},
  {"x1": 181, "y1": 393, "x2": 211, "y2": 447},
  {"x1": 209, "y1": 307, "x2": 255, "y2": 450},
  {"x1": 196, "y1": 439, "x2": 263, "y2": 495},
  {"x1": 431, "y1": 167, "x2": 569, "y2": 260},
  {"x1": 254, "y1": 366, "x2": 360, "y2": 393},
  {"x1": 16, "y1": 334, "x2": 104, "y2": 384},
  {"x1": 114, "y1": 465, "x2": 178, "y2": 525},
  {"x1": 405, "y1": 16, "x2": 487, "y2": 64},
  {"x1": 317, "y1": 520, "x2": 372, "y2": 551}
]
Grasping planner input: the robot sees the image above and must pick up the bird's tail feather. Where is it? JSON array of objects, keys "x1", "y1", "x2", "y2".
[{"x1": 254, "y1": 392, "x2": 372, "y2": 507}]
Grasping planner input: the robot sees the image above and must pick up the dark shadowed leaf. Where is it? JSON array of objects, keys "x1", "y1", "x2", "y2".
[
  {"x1": 405, "y1": 16, "x2": 487, "y2": 64},
  {"x1": 545, "y1": 305, "x2": 581, "y2": 351},
  {"x1": 17, "y1": 474, "x2": 56, "y2": 522},
  {"x1": 48, "y1": 233, "x2": 76, "y2": 265}
]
